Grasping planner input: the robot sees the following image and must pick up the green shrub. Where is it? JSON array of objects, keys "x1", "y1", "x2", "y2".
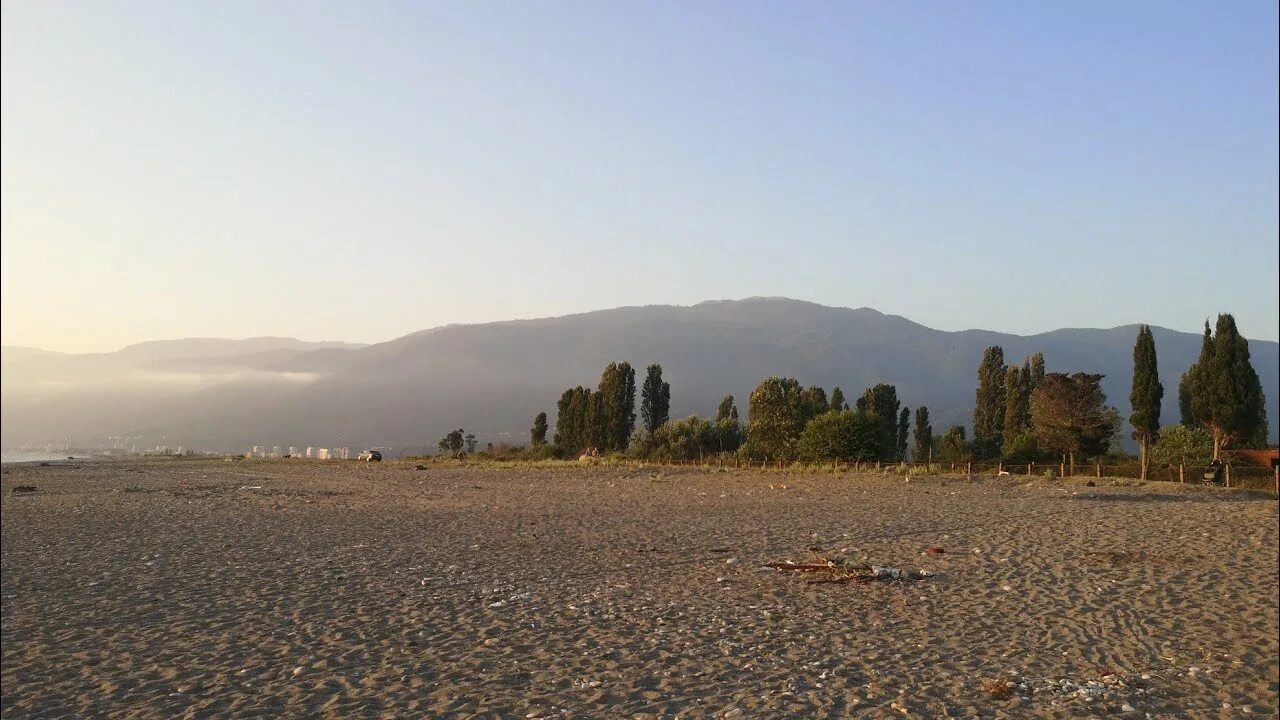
[{"x1": 797, "y1": 411, "x2": 885, "y2": 461}]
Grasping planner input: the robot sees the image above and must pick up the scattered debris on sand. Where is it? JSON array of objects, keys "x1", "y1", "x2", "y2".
[
  {"x1": 980, "y1": 677, "x2": 1013, "y2": 699},
  {"x1": 762, "y1": 554, "x2": 934, "y2": 584}
]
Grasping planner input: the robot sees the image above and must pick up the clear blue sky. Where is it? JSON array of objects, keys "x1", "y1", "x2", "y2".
[{"x1": 3, "y1": 1, "x2": 1277, "y2": 352}]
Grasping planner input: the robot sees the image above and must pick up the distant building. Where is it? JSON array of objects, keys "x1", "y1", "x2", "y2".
[
  {"x1": 271, "y1": 446, "x2": 281, "y2": 458},
  {"x1": 317, "y1": 448, "x2": 331, "y2": 460},
  {"x1": 305, "y1": 447, "x2": 315, "y2": 458},
  {"x1": 336, "y1": 447, "x2": 350, "y2": 460},
  {"x1": 288, "y1": 446, "x2": 299, "y2": 457}
]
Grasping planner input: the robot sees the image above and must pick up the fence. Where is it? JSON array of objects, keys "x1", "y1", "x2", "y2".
[{"x1": 627, "y1": 456, "x2": 1280, "y2": 493}]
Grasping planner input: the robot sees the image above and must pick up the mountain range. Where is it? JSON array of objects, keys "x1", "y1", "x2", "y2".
[{"x1": 2, "y1": 298, "x2": 1276, "y2": 454}]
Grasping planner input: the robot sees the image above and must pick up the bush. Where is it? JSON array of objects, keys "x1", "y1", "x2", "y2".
[
  {"x1": 628, "y1": 415, "x2": 743, "y2": 460},
  {"x1": 1151, "y1": 425, "x2": 1213, "y2": 468},
  {"x1": 936, "y1": 426, "x2": 971, "y2": 462},
  {"x1": 797, "y1": 411, "x2": 886, "y2": 461},
  {"x1": 1001, "y1": 431, "x2": 1043, "y2": 462}
]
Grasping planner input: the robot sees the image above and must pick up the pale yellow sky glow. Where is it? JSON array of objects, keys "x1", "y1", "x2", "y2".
[{"x1": 4, "y1": 2, "x2": 1277, "y2": 353}]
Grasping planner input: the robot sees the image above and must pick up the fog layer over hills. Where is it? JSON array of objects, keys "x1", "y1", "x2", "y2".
[{"x1": 3, "y1": 299, "x2": 1276, "y2": 453}]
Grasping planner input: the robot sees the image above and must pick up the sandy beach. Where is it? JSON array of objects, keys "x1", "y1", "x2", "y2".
[{"x1": 2, "y1": 458, "x2": 1277, "y2": 719}]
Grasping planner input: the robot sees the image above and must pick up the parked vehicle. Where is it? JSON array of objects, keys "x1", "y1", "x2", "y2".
[{"x1": 358, "y1": 450, "x2": 383, "y2": 462}]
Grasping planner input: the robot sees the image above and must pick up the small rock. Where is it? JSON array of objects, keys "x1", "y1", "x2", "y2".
[
  {"x1": 723, "y1": 709, "x2": 743, "y2": 719},
  {"x1": 1121, "y1": 703, "x2": 1135, "y2": 713},
  {"x1": 725, "y1": 558, "x2": 739, "y2": 565},
  {"x1": 292, "y1": 666, "x2": 303, "y2": 676}
]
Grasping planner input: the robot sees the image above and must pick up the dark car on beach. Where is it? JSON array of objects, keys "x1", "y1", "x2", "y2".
[{"x1": 357, "y1": 450, "x2": 382, "y2": 462}]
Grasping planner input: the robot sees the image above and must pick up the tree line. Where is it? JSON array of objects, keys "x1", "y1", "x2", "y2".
[
  {"x1": 956, "y1": 312, "x2": 1267, "y2": 479},
  {"x1": 440, "y1": 313, "x2": 1269, "y2": 472}
]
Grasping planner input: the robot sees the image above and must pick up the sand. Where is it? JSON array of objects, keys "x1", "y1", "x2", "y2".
[{"x1": 2, "y1": 458, "x2": 1277, "y2": 719}]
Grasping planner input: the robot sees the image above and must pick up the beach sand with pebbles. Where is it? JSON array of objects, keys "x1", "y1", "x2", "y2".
[{"x1": 2, "y1": 458, "x2": 1277, "y2": 719}]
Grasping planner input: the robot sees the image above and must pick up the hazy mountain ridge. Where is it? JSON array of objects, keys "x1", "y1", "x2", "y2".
[{"x1": 2, "y1": 299, "x2": 1276, "y2": 453}]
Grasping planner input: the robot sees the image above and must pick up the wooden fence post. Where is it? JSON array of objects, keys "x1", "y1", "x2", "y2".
[
  {"x1": 1225, "y1": 463, "x2": 1231, "y2": 488},
  {"x1": 1027, "y1": 462, "x2": 1033, "y2": 476},
  {"x1": 1179, "y1": 463, "x2": 1185, "y2": 484},
  {"x1": 1274, "y1": 463, "x2": 1278, "y2": 496},
  {"x1": 966, "y1": 461, "x2": 972, "y2": 479},
  {"x1": 1096, "y1": 463, "x2": 1101, "y2": 478},
  {"x1": 1060, "y1": 461, "x2": 1066, "y2": 479}
]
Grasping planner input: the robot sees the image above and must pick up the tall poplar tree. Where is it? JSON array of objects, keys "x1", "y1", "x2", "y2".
[
  {"x1": 912, "y1": 406, "x2": 933, "y2": 462},
  {"x1": 556, "y1": 386, "x2": 592, "y2": 453},
  {"x1": 530, "y1": 412, "x2": 548, "y2": 447},
  {"x1": 857, "y1": 383, "x2": 900, "y2": 460},
  {"x1": 896, "y1": 407, "x2": 911, "y2": 460},
  {"x1": 598, "y1": 362, "x2": 636, "y2": 451},
  {"x1": 584, "y1": 391, "x2": 605, "y2": 450},
  {"x1": 640, "y1": 364, "x2": 671, "y2": 433},
  {"x1": 1128, "y1": 325, "x2": 1163, "y2": 479},
  {"x1": 972, "y1": 346, "x2": 1007, "y2": 459},
  {"x1": 715, "y1": 395, "x2": 742, "y2": 452},
  {"x1": 745, "y1": 377, "x2": 807, "y2": 460},
  {"x1": 1002, "y1": 364, "x2": 1028, "y2": 446},
  {"x1": 829, "y1": 386, "x2": 847, "y2": 412},
  {"x1": 1029, "y1": 352, "x2": 1046, "y2": 389},
  {"x1": 802, "y1": 386, "x2": 829, "y2": 418},
  {"x1": 717, "y1": 395, "x2": 737, "y2": 421}
]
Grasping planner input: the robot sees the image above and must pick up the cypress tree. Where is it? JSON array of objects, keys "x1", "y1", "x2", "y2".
[
  {"x1": 1188, "y1": 314, "x2": 1267, "y2": 459},
  {"x1": 640, "y1": 364, "x2": 671, "y2": 433},
  {"x1": 1128, "y1": 325, "x2": 1163, "y2": 479},
  {"x1": 531, "y1": 412, "x2": 548, "y2": 447},
  {"x1": 896, "y1": 407, "x2": 911, "y2": 460},
  {"x1": 1177, "y1": 374, "x2": 1195, "y2": 426},
  {"x1": 972, "y1": 346, "x2": 1007, "y2": 459},
  {"x1": 829, "y1": 386, "x2": 847, "y2": 412},
  {"x1": 1183, "y1": 321, "x2": 1214, "y2": 433},
  {"x1": 912, "y1": 406, "x2": 933, "y2": 462}
]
